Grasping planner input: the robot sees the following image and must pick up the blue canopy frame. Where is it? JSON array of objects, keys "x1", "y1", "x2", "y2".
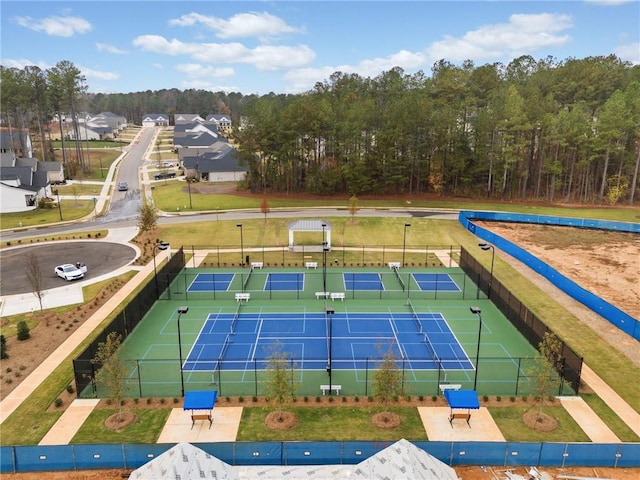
[
  {"x1": 444, "y1": 389, "x2": 479, "y2": 428},
  {"x1": 183, "y1": 390, "x2": 218, "y2": 429}
]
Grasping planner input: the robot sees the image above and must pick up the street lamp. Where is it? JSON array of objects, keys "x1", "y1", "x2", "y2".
[
  {"x1": 326, "y1": 307, "x2": 334, "y2": 394},
  {"x1": 470, "y1": 307, "x2": 483, "y2": 391},
  {"x1": 177, "y1": 306, "x2": 189, "y2": 396},
  {"x1": 186, "y1": 176, "x2": 192, "y2": 209},
  {"x1": 153, "y1": 241, "x2": 170, "y2": 298},
  {"x1": 478, "y1": 243, "x2": 495, "y2": 299},
  {"x1": 402, "y1": 223, "x2": 411, "y2": 266},
  {"x1": 322, "y1": 223, "x2": 328, "y2": 293},
  {"x1": 237, "y1": 223, "x2": 244, "y2": 266},
  {"x1": 56, "y1": 189, "x2": 63, "y2": 221}
]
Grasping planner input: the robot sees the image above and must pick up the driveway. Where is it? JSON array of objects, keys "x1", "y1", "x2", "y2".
[{"x1": 1, "y1": 241, "x2": 136, "y2": 295}]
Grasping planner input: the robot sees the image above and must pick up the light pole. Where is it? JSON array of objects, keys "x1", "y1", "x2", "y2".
[
  {"x1": 470, "y1": 307, "x2": 483, "y2": 391},
  {"x1": 56, "y1": 190, "x2": 63, "y2": 221},
  {"x1": 186, "y1": 175, "x2": 192, "y2": 209},
  {"x1": 177, "y1": 306, "x2": 189, "y2": 396},
  {"x1": 153, "y1": 241, "x2": 170, "y2": 298},
  {"x1": 237, "y1": 223, "x2": 244, "y2": 266},
  {"x1": 322, "y1": 223, "x2": 328, "y2": 293},
  {"x1": 402, "y1": 223, "x2": 411, "y2": 266},
  {"x1": 478, "y1": 243, "x2": 495, "y2": 299},
  {"x1": 326, "y1": 307, "x2": 334, "y2": 394}
]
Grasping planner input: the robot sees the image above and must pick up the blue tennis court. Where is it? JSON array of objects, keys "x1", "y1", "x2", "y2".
[
  {"x1": 187, "y1": 273, "x2": 234, "y2": 292},
  {"x1": 343, "y1": 272, "x2": 384, "y2": 291},
  {"x1": 182, "y1": 310, "x2": 473, "y2": 373},
  {"x1": 265, "y1": 273, "x2": 305, "y2": 291},
  {"x1": 412, "y1": 273, "x2": 460, "y2": 292}
]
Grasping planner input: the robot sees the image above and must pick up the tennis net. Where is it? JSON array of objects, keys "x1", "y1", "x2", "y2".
[
  {"x1": 242, "y1": 266, "x2": 254, "y2": 291},
  {"x1": 393, "y1": 266, "x2": 406, "y2": 291},
  {"x1": 230, "y1": 302, "x2": 242, "y2": 334},
  {"x1": 407, "y1": 299, "x2": 422, "y2": 333}
]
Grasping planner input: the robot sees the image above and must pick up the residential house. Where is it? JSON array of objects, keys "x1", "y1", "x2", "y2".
[
  {"x1": 0, "y1": 128, "x2": 34, "y2": 158},
  {"x1": 174, "y1": 114, "x2": 205, "y2": 124},
  {"x1": 180, "y1": 140, "x2": 247, "y2": 182},
  {"x1": 142, "y1": 114, "x2": 169, "y2": 127},
  {"x1": 173, "y1": 122, "x2": 223, "y2": 151},
  {"x1": 206, "y1": 114, "x2": 232, "y2": 134},
  {"x1": 0, "y1": 152, "x2": 60, "y2": 213}
]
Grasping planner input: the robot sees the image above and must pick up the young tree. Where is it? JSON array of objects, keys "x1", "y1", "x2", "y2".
[
  {"x1": 25, "y1": 253, "x2": 45, "y2": 311},
  {"x1": 527, "y1": 331, "x2": 563, "y2": 421},
  {"x1": 264, "y1": 342, "x2": 297, "y2": 422},
  {"x1": 137, "y1": 197, "x2": 158, "y2": 232},
  {"x1": 260, "y1": 197, "x2": 270, "y2": 222},
  {"x1": 91, "y1": 332, "x2": 130, "y2": 422},
  {"x1": 372, "y1": 345, "x2": 404, "y2": 411},
  {"x1": 348, "y1": 194, "x2": 359, "y2": 223}
]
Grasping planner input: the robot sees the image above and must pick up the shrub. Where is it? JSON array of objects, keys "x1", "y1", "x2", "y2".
[
  {"x1": 483, "y1": 395, "x2": 489, "y2": 402},
  {"x1": 5, "y1": 367, "x2": 11, "y2": 373},
  {"x1": 238, "y1": 396, "x2": 244, "y2": 403},
  {"x1": 173, "y1": 398, "x2": 179, "y2": 404},
  {"x1": 146, "y1": 398, "x2": 152, "y2": 405},
  {"x1": 431, "y1": 395, "x2": 437, "y2": 402},
  {"x1": 354, "y1": 396, "x2": 359, "y2": 402},
  {"x1": 510, "y1": 396, "x2": 516, "y2": 402},
  {"x1": 367, "y1": 396, "x2": 374, "y2": 402},
  {"x1": 315, "y1": 396, "x2": 321, "y2": 403},
  {"x1": 496, "y1": 396, "x2": 502, "y2": 402},
  {"x1": 134, "y1": 398, "x2": 139, "y2": 404},
  {"x1": 342, "y1": 396, "x2": 347, "y2": 403},
  {"x1": 328, "y1": 396, "x2": 334, "y2": 403},
  {"x1": 303, "y1": 396, "x2": 309, "y2": 403},
  {"x1": 54, "y1": 398, "x2": 63, "y2": 407},
  {"x1": 252, "y1": 396, "x2": 258, "y2": 403},
  {"x1": 159, "y1": 398, "x2": 166, "y2": 404},
  {"x1": 0, "y1": 335, "x2": 7, "y2": 359},
  {"x1": 418, "y1": 395, "x2": 424, "y2": 402},
  {"x1": 16, "y1": 321, "x2": 30, "y2": 341}
]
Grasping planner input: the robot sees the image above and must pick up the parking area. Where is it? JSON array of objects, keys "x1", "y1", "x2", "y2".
[{"x1": 0, "y1": 241, "x2": 137, "y2": 295}]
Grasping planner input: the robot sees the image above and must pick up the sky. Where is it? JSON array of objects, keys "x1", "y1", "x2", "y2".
[{"x1": 1, "y1": 1, "x2": 639, "y2": 95}]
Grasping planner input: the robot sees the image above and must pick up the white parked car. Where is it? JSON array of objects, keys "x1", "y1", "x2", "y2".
[{"x1": 55, "y1": 263, "x2": 87, "y2": 281}]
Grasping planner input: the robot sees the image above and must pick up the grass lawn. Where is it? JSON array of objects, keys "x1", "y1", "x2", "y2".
[
  {"x1": 489, "y1": 405, "x2": 590, "y2": 442},
  {"x1": 236, "y1": 406, "x2": 428, "y2": 441},
  {"x1": 581, "y1": 394, "x2": 640, "y2": 442},
  {"x1": 1, "y1": 200, "x2": 95, "y2": 229},
  {"x1": 71, "y1": 408, "x2": 171, "y2": 444}
]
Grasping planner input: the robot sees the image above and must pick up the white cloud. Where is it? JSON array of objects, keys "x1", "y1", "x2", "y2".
[
  {"x1": 96, "y1": 43, "x2": 128, "y2": 54},
  {"x1": 175, "y1": 63, "x2": 235, "y2": 79},
  {"x1": 426, "y1": 13, "x2": 573, "y2": 61},
  {"x1": 282, "y1": 13, "x2": 576, "y2": 93},
  {"x1": 81, "y1": 67, "x2": 119, "y2": 81},
  {"x1": 169, "y1": 11, "x2": 302, "y2": 39},
  {"x1": 132, "y1": 35, "x2": 315, "y2": 70},
  {"x1": 615, "y1": 42, "x2": 640, "y2": 64},
  {"x1": 0, "y1": 58, "x2": 50, "y2": 70},
  {"x1": 13, "y1": 15, "x2": 92, "y2": 37}
]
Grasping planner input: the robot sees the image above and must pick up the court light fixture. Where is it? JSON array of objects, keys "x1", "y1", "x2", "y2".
[
  {"x1": 402, "y1": 223, "x2": 411, "y2": 267},
  {"x1": 153, "y1": 241, "x2": 171, "y2": 298},
  {"x1": 470, "y1": 307, "x2": 483, "y2": 391},
  {"x1": 177, "y1": 306, "x2": 189, "y2": 396},
  {"x1": 478, "y1": 243, "x2": 495, "y2": 299}
]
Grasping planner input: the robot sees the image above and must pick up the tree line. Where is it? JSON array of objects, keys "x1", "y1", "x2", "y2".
[
  {"x1": 235, "y1": 56, "x2": 640, "y2": 204},
  {"x1": 2, "y1": 55, "x2": 639, "y2": 204}
]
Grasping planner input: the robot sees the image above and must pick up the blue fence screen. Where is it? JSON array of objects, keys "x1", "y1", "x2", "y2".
[
  {"x1": 2, "y1": 441, "x2": 639, "y2": 474},
  {"x1": 459, "y1": 211, "x2": 640, "y2": 341}
]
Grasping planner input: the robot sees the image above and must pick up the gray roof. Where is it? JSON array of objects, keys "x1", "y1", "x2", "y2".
[
  {"x1": 182, "y1": 143, "x2": 245, "y2": 173},
  {"x1": 288, "y1": 219, "x2": 332, "y2": 231}
]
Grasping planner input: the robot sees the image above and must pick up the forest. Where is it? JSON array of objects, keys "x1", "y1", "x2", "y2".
[{"x1": 2, "y1": 55, "x2": 639, "y2": 204}]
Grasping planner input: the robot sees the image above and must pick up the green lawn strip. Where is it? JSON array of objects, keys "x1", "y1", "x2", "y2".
[
  {"x1": 1, "y1": 200, "x2": 95, "y2": 229},
  {"x1": 0, "y1": 271, "x2": 141, "y2": 445},
  {"x1": 71, "y1": 408, "x2": 171, "y2": 444},
  {"x1": 580, "y1": 394, "x2": 640, "y2": 442},
  {"x1": 236, "y1": 406, "x2": 427, "y2": 442},
  {"x1": 54, "y1": 183, "x2": 104, "y2": 196},
  {"x1": 489, "y1": 405, "x2": 590, "y2": 442}
]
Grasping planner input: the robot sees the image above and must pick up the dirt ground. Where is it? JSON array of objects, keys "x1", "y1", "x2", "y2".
[
  {"x1": 2, "y1": 216, "x2": 639, "y2": 479},
  {"x1": 2, "y1": 464, "x2": 639, "y2": 479}
]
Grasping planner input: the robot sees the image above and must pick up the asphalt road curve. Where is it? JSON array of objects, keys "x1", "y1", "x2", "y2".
[{"x1": 1, "y1": 241, "x2": 136, "y2": 295}]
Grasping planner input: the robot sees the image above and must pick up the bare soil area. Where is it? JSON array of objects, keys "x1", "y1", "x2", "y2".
[{"x1": 478, "y1": 222, "x2": 640, "y2": 368}]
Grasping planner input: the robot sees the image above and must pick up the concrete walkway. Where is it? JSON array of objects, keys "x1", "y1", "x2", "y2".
[{"x1": 558, "y1": 396, "x2": 621, "y2": 443}]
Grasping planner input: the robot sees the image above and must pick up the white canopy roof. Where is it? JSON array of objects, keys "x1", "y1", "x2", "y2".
[{"x1": 129, "y1": 439, "x2": 459, "y2": 480}]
